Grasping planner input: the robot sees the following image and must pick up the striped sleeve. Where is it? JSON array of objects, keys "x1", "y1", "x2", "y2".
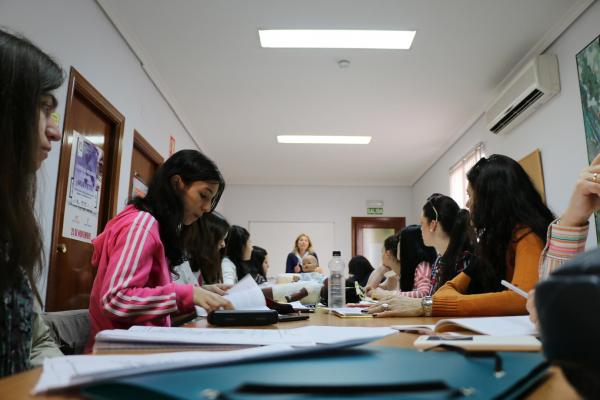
[
  {"x1": 100, "y1": 212, "x2": 194, "y2": 322},
  {"x1": 539, "y1": 220, "x2": 588, "y2": 280},
  {"x1": 398, "y1": 262, "x2": 432, "y2": 299}
]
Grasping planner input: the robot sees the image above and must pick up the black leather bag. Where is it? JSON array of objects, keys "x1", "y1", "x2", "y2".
[{"x1": 536, "y1": 247, "x2": 600, "y2": 398}]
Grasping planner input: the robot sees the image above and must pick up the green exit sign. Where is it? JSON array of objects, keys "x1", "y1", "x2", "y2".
[{"x1": 367, "y1": 207, "x2": 383, "y2": 215}]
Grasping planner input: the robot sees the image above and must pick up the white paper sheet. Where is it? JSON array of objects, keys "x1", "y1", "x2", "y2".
[
  {"x1": 33, "y1": 345, "x2": 294, "y2": 394},
  {"x1": 224, "y1": 274, "x2": 269, "y2": 310},
  {"x1": 117, "y1": 326, "x2": 313, "y2": 346},
  {"x1": 329, "y1": 307, "x2": 373, "y2": 317},
  {"x1": 194, "y1": 275, "x2": 269, "y2": 316},
  {"x1": 287, "y1": 301, "x2": 308, "y2": 309},
  {"x1": 284, "y1": 326, "x2": 397, "y2": 344}
]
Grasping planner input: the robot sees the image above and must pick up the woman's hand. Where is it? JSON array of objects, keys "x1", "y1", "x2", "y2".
[
  {"x1": 561, "y1": 153, "x2": 600, "y2": 227},
  {"x1": 364, "y1": 265, "x2": 390, "y2": 294},
  {"x1": 366, "y1": 295, "x2": 424, "y2": 317},
  {"x1": 369, "y1": 287, "x2": 396, "y2": 300},
  {"x1": 202, "y1": 284, "x2": 232, "y2": 295},
  {"x1": 193, "y1": 286, "x2": 233, "y2": 312},
  {"x1": 378, "y1": 274, "x2": 399, "y2": 291}
]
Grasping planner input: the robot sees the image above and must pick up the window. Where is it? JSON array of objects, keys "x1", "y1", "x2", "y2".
[{"x1": 449, "y1": 143, "x2": 485, "y2": 208}]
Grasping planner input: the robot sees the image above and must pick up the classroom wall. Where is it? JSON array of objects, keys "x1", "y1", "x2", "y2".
[
  {"x1": 220, "y1": 185, "x2": 415, "y2": 269},
  {"x1": 0, "y1": 0, "x2": 201, "y2": 301},
  {"x1": 412, "y1": 0, "x2": 600, "y2": 249}
]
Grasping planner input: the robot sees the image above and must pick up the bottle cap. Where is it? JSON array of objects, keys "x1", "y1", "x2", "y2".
[{"x1": 332, "y1": 251, "x2": 341, "y2": 256}]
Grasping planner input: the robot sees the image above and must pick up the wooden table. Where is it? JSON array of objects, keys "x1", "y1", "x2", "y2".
[{"x1": 0, "y1": 312, "x2": 580, "y2": 399}]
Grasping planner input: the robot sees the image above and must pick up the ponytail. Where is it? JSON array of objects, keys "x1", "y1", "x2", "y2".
[{"x1": 439, "y1": 208, "x2": 472, "y2": 285}]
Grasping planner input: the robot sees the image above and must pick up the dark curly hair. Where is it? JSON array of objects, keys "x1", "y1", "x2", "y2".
[{"x1": 466, "y1": 154, "x2": 554, "y2": 291}]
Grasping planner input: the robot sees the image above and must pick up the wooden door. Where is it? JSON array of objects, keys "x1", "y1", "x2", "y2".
[
  {"x1": 351, "y1": 217, "x2": 405, "y2": 267},
  {"x1": 45, "y1": 68, "x2": 124, "y2": 311},
  {"x1": 129, "y1": 130, "x2": 163, "y2": 200}
]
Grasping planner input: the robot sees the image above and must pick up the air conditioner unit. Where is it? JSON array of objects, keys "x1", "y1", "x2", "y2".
[{"x1": 485, "y1": 55, "x2": 560, "y2": 134}]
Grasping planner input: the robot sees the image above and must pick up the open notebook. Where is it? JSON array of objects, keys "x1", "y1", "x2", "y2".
[{"x1": 393, "y1": 316, "x2": 537, "y2": 336}]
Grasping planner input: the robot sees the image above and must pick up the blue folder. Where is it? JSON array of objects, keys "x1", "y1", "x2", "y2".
[{"x1": 83, "y1": 346, "x2": 549, "y2": 399}]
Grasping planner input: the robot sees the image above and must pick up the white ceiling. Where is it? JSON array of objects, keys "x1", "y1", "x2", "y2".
[{"x1": 100, "y1": 0, "x2": 583, "y2": 186}]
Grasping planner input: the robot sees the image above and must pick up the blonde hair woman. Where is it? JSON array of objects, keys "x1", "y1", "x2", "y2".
[{"x1": 285, "y1": 234, "x2": 318, "y2": 273}]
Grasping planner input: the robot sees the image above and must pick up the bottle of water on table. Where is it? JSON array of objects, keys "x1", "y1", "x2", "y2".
[{"x1": 328, "y1": 251, "x2": 345, "y2": 308}]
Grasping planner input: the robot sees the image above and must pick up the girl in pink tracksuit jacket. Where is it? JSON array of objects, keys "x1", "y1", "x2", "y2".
[{"x1": 86, "y1": 150, "x2": 232, "y2": 351}]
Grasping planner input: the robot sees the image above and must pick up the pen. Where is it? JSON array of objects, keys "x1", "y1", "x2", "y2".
[{"x1": 501, "y1": 280, "x2": 529, "y2": 299}]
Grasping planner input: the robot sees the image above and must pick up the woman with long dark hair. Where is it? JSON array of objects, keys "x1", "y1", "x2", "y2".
[
  {"x1": 368, "y1": 197, "x2": 469, "y2": 303},
  {"x1": 87, "y1": 150, "x2": 233, "y2": 351},
  {"x1": 221, "y1": 225, "x2": 253, "y2": 284},
  {"x1": 185, "y1": 211, "x2": 230, "y2": 285},
  {"x1": 0, "y1": 29, "x2": 65, "y2": 376},
  {"x1": 249, "y1": 246, "x2": 269, "y2": 284},
  {"x1": 369, "y1": 155, "x2": 554, "y2": 317},
  {"x1": 366, "y1": 225, "x2": 438, "y2": 298},
  {"x1": 397, "y1": 225, "x2": 437, "y2": 293},
  {"x1": 421, "y1": 194, "x2": 472, "y2": 294},
  {"x1": 348, "y1": 256, "x2": 374, "y2": 288}
]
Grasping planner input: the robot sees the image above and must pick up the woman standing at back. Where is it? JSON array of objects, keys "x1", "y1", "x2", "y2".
[{"x1": 286, "y1": 234, "x2": 318, "y2": 273}]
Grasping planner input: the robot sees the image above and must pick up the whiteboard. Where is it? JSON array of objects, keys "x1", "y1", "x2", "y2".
[{"x1": 248, "y1": 221, "x2": 335, "y2": 278}]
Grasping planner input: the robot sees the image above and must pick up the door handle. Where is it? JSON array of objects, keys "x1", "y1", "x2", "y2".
[{"x1": 57, "y1": 243, "x2": 67, "y2": 254}]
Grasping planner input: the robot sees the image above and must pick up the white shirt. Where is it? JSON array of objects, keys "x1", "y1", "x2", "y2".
[
  {"x1": 171, "y1": 261, "x2": 200, "y2": 286},
  {"x1": 221, "y1": 257, "x2": 238, "y2": 285}
]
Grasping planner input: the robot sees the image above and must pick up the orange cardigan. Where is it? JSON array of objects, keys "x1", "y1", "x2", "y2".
[{"x1": 432, "y1": 228, "x2": 543, "y2": 317}]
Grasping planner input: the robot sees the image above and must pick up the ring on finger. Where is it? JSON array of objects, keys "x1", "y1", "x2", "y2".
[
  {"x1": 381, "y1": 303, "x2": 389, "y2": 311},
  {"x1": 594, "y1": 172, "x2": 598, "y2": 183}
]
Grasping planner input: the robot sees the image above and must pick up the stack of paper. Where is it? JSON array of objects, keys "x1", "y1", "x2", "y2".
[
  {"x1": 38, "y1": 325, "x2": 396, "y2": 393},
  {"x1": 94, "y1": 325, "x2": 395, "y2": 349}
]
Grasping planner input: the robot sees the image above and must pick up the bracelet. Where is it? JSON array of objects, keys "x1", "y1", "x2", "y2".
[{"x1": 421, "y1": 296, "x2": 433, "y2": 317}]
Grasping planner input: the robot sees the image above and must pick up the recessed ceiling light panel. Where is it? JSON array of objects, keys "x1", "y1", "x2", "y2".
[
  {"x1": 259, "y1": 30, "x2": 416, "y2": 49},
  {"x1": 277, "y1": 135, "x2": 372, "y2": 144}
]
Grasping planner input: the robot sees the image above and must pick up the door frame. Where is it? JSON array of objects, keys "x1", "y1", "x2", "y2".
[
  {"x1": 46, "y1": 67, "x2": 124, "y2": 309},
  {"x1": 128, "y1": 130, "x2": 163, "y2": 198},
  {"x1": 351, "y1": 217, "x2": 406, "y2": 257}
]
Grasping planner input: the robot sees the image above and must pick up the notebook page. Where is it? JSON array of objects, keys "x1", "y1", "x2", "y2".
[
  {"x1": 436, "y1": 316, "x2": 538, "y2": 336},
  {"x1": 99, "y1": 326, "x2": 312, "y2": 346}
]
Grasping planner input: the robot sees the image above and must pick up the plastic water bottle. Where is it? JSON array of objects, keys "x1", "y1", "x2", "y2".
[{"x1": 328, "y1": 251, "x2": 345, "y2": 308}]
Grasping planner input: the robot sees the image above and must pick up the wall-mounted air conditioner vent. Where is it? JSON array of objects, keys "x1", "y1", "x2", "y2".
[{"x1": 485, "y1": 55, "x2": 560, "y2": 134}]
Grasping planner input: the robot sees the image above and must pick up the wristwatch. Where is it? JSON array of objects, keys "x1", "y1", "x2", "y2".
[{"x1": 422, "y1": 296, "x2": 433, "y2": 317}]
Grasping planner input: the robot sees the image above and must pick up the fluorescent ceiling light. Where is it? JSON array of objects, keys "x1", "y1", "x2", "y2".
[
  {"x1": 259, "y1": 30, "x2": 416, "y2": 49},
  {"x1": 277, "y1": 135, "x2": 372, "y2": 144}
]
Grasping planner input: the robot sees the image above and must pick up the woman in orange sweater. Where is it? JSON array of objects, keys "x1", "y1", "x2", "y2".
[{"x1": 368, "y1": 155, "x2": 554, "y2": 317}]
